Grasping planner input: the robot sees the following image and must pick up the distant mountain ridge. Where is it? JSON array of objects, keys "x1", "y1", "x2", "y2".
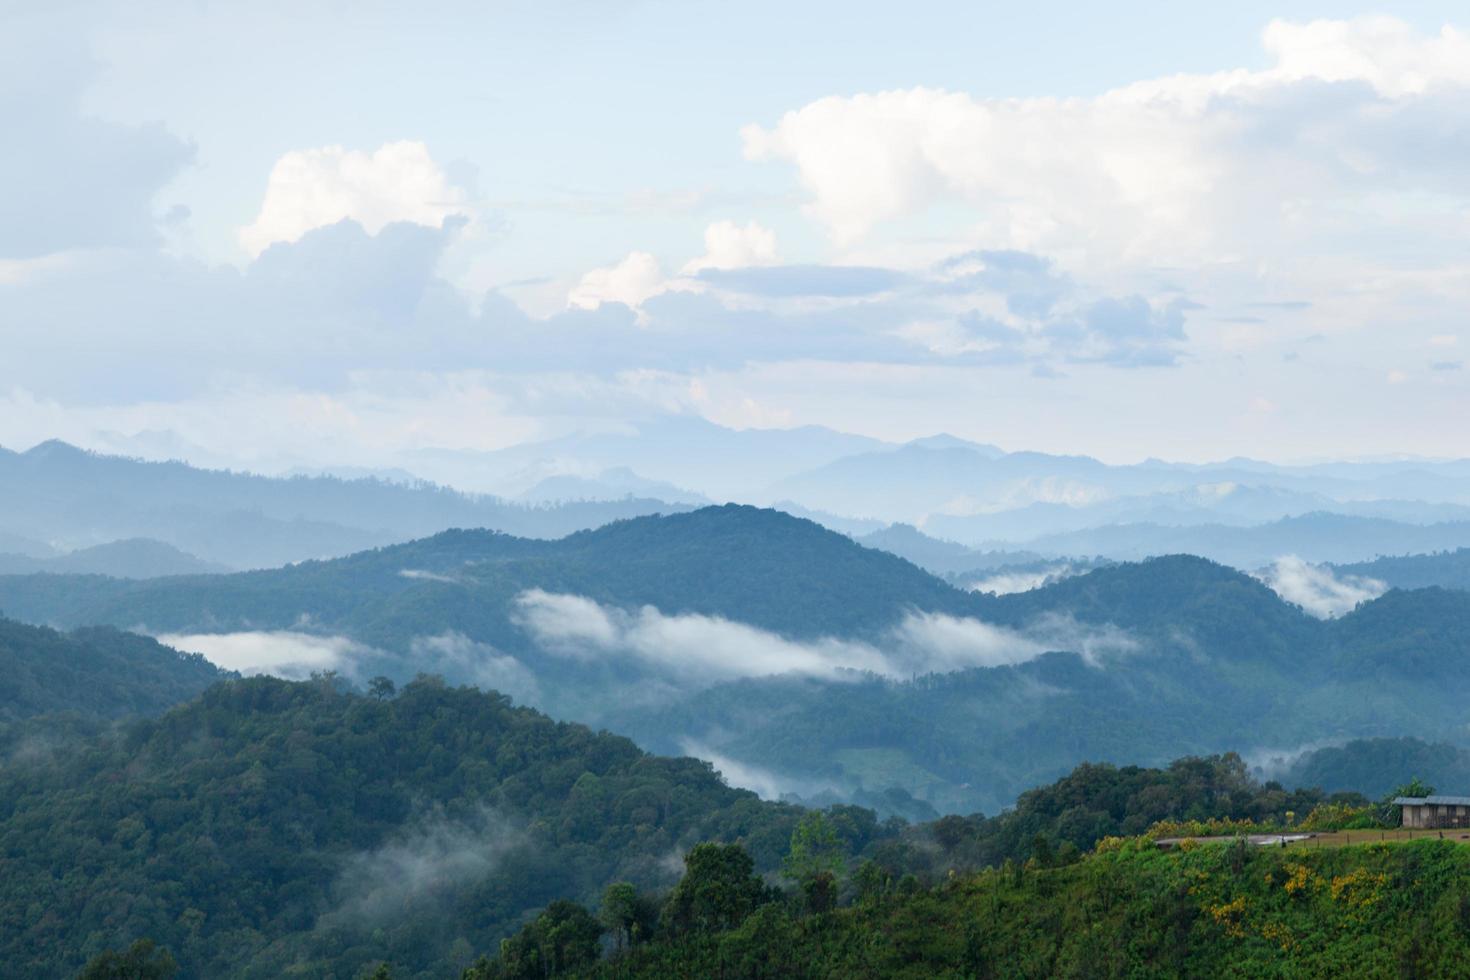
[
  {"x1": 0, "y1": 440, "x2": 694, "y2": 569},
  {"x1": 0, "y1": 538, "x2": 226, "y2": 578}
]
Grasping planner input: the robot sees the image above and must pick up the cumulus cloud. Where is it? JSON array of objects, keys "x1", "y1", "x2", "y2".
[
  {"x1": 567, "y1": 251, "x2": 666, "y2": 312},
  {"x1": 158, "y1": 631, "x2": 368, "y2": 679},
  {"x1": 328, "y1": 806, "x2": 523, "y2": 926},
  {"x1": 1254, "y1": 555, "x2": 1387, "y2": 618},
  {"x1": 239, "y1": 141, "x2": 469, "y2": 257},
  {"x1": 741, "y1": 17, "x2": 1470, "y2": 268},
  {"x1": 681, "y1": 220, "x2": 778, "y2": 274},
  {"x1": 514, "y1": 590, "x2": 1135, "y2": 681}
]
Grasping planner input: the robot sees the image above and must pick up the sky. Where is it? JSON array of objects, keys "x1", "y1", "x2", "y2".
[{"x1": 3, "y1": 0, "x2": 1469, "y2": 470}]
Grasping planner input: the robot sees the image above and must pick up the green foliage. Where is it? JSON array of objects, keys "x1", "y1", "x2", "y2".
[
  {"x1": 661, "y1": 843, "x2": 775, "y2": 935},
  {"x1": 76, "y1": 939, "x2": 178, "y2": 979},
  {"x1": 1282, "y1": 738, "x2": 1470, "y2": 799},
  {"x1": 564, "y1": 841, "x2": 1470, "y2": 978},
  {"x1": 0, "y1": 676, "x2": 824, "y2": 978},
  {"x1": 0, "y1": 617, "x2": 228, "y2": 723},
  {"x1": 464, "y1": 900, "x2": 602, "y2": 980},
  {"x1": 781, "y1": 812, "x2": 847, "y2": 885}
]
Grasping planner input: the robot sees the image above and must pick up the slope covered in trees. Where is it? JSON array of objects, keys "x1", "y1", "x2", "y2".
[
  {"x1": 0, "y1": 616, "x2": 228, "y2": 722},
  {"x1": 0, "y1": 675, "x2": 823, "y2": 978},
  {"x1": 1282, "y1": 738, "x2": 1470, "y2": 799},
  {"x1": 1335, "y1": 547, "x2": 1470, "y2": 593},
  {"x1": 504, "y1": 839, "x2": 1470, "y2": 979}
]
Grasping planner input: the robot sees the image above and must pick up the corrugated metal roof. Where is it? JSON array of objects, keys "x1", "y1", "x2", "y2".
[
  {"x1": 1393, "y1": 797, "x2": 1427, "y2": 805},
  {"x1": 1392, "y1": 795, "x2": 1470, "y2": 806}
]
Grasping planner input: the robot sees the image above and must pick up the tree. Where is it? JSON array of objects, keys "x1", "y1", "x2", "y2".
[
  {"x1": 599, "y1": 881, "x2": 650, "y2": 952},
  {"x1": 367, "y1": 676, "x2": 397, "y2": 700},
  {"x1": 77, "y1": 939, "x2": 178, "y2": 979},
  {"x1": 663, "y1": 843, "x2": 770, "y2": 934},
  {"x1": 479, "y1": 900, "x2": 602, "y2": 979},
  {"x1": 782, "y1": 812, "x2": 846, "y2": 884}
]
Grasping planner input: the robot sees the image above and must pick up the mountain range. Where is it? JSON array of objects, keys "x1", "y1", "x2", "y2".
[{"x1": 4, "y1": 504, "x2": 1470, "y2": 815}]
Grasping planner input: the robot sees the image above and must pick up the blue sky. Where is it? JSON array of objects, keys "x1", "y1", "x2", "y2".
[{"x1": 3, "y1": 1, "x2": 1469, "y2": 470}]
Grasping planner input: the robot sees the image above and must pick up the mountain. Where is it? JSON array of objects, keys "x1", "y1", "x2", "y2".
[
  {"x1": 404, "y1": 416, "x2": 889, "y2": 498},
  {"x1": 0, "y1": 675, "x2": 827, "y2": 978},
  {"x1": 1277, "y1": 737, "x2": 1470, "y2": 799},
  {"x1": 7, "y1": 507, "x2": 1470, "y2": 817},
  {"x1": 0, "y1": 617, "x2": 229, "y2": 723},
  {"x1": 767, "y1": 440, "x2": 1470, "y2": 539},
  {"x1": 518, "y1": 467, "x2": 711, "y2": 506},
  {"x1": 1014, "y1": 513, "x2": 1470, "y2": 567},
  {"x1": 0, "y1": 538, "x2": 226, "y2": 578},
  {"x1": 1334, "y1": 548, "x2": 1470, "y2": 592},
  {"x1": 0, "y1": 440, "x2": 693, "y2": 569},
  {"x1": 856, "y1": 523, "x2": 1045, "y2": 576}
]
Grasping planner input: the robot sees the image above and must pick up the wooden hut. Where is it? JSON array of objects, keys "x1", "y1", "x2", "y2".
[{"x1": 1393, "y1": 795, "x2": 1470, "y2": 829}]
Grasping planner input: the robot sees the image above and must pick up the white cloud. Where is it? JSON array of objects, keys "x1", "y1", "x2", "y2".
[
  {"x1": 567, "y1": 250, "x2": 666, "y2": 311},
  {"x1": 409, "y1": 632, "x2": 542, "y2": 706},
  {"x1": 1254, "y1": 555, "x2": 1386, "y2": 618},
  {"x1": 741, "y1": 17, "x2": 1470, "y2": 267},
  {"x1": 158, "y1": 630, "x2": 367, "y2": 678},
  {"x1": 681, "y1": 220, "x2": 778, "y2": 274},
  {"x1": 238, "y1": 141, "x2": 467, "y2": 257},
  {"x1": 888, "y1": 611, "x2": 1042, "y2": 672},
  {"x1": 514, "y1": 590, "x2": 1133, "y2": 682}
]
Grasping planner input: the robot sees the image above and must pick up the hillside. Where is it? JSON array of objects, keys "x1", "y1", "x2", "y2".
[
  {"x1": 1281, "y1": 738, "x2": 1470, "y2": 799},
  {"x1": 5, "y1": 511, "x2": 1470, "y2": 816},
  {"x1": 0, "y1": 505, "x2": 984, "y2": 647},
  {"x1": 516, "y1": 840, "x2": 1470, "y2": 978},
  {"x1": 0, "y1": 538, "x2": 226, "y2": 578},
  {"x1": 1335, "y1": 548, "x2": 1470, "y2": 592},
  {"x1": 0, "y1": 441, "x2": 691, "y2": 569},
  {"x1": 0, "y1": 617, "x2": 229, "y2": 723},
  {"x1": 0, "y1": 675, "x2": 830, "y2": 978}
]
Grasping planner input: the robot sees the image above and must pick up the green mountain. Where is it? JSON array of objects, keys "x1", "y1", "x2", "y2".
[
  {"x1": 0, "y1": 675, "x2": 822, "y2": 979},
  {"x1": 1335, "y1": 547, "x2": 1470, "y2": 592},
  {"x1": 6, "y1": 508, "x2": 1470, "y2": 817},
  {"x1": 0, "y1": 617, "x2": 228, "y2": 723},
  {"x1": 1280, "y1": 737, "x2": 1470, "y2": 799}
]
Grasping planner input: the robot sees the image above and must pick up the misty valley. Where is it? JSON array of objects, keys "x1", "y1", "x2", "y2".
[{"x1": 3, "y1": 443, "x2": 1470, "y2": 976}]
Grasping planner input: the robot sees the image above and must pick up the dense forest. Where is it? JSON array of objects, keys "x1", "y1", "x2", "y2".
[
  {"x1": 1335, "y1": 547, "x2": 1470, "y2": 593},
  {"x1": 478, "y1": 839, "x2": 1470, "y2": 978},
  {"x1": 0, "y1": 616, "x2": 228, "y2": 723},
  {"x1": 0, "y1": 665, "x2": 1378, "y2": 979},
  {"x1": 0, "y1": 676, "x2": 817, "y2": 977}
]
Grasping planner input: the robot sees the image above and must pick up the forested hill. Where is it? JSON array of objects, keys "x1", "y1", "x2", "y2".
[
  {"x1": 0, "y1": 504, "x2": 986, "y2": 644},
  {"x1": 0, "y1": 675, "x2": 814, "y2": 978},
  {"x1": 1335, "y1": 547, "x2": 1470, "y2": 592},
  {"x1": 0, "y1": 617, "x2": 228, "y2": 722}
]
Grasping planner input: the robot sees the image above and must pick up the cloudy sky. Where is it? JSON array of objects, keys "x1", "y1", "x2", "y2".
[{"x1": 4, "y1": 1, "x2": 1469, "y2": 469}]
